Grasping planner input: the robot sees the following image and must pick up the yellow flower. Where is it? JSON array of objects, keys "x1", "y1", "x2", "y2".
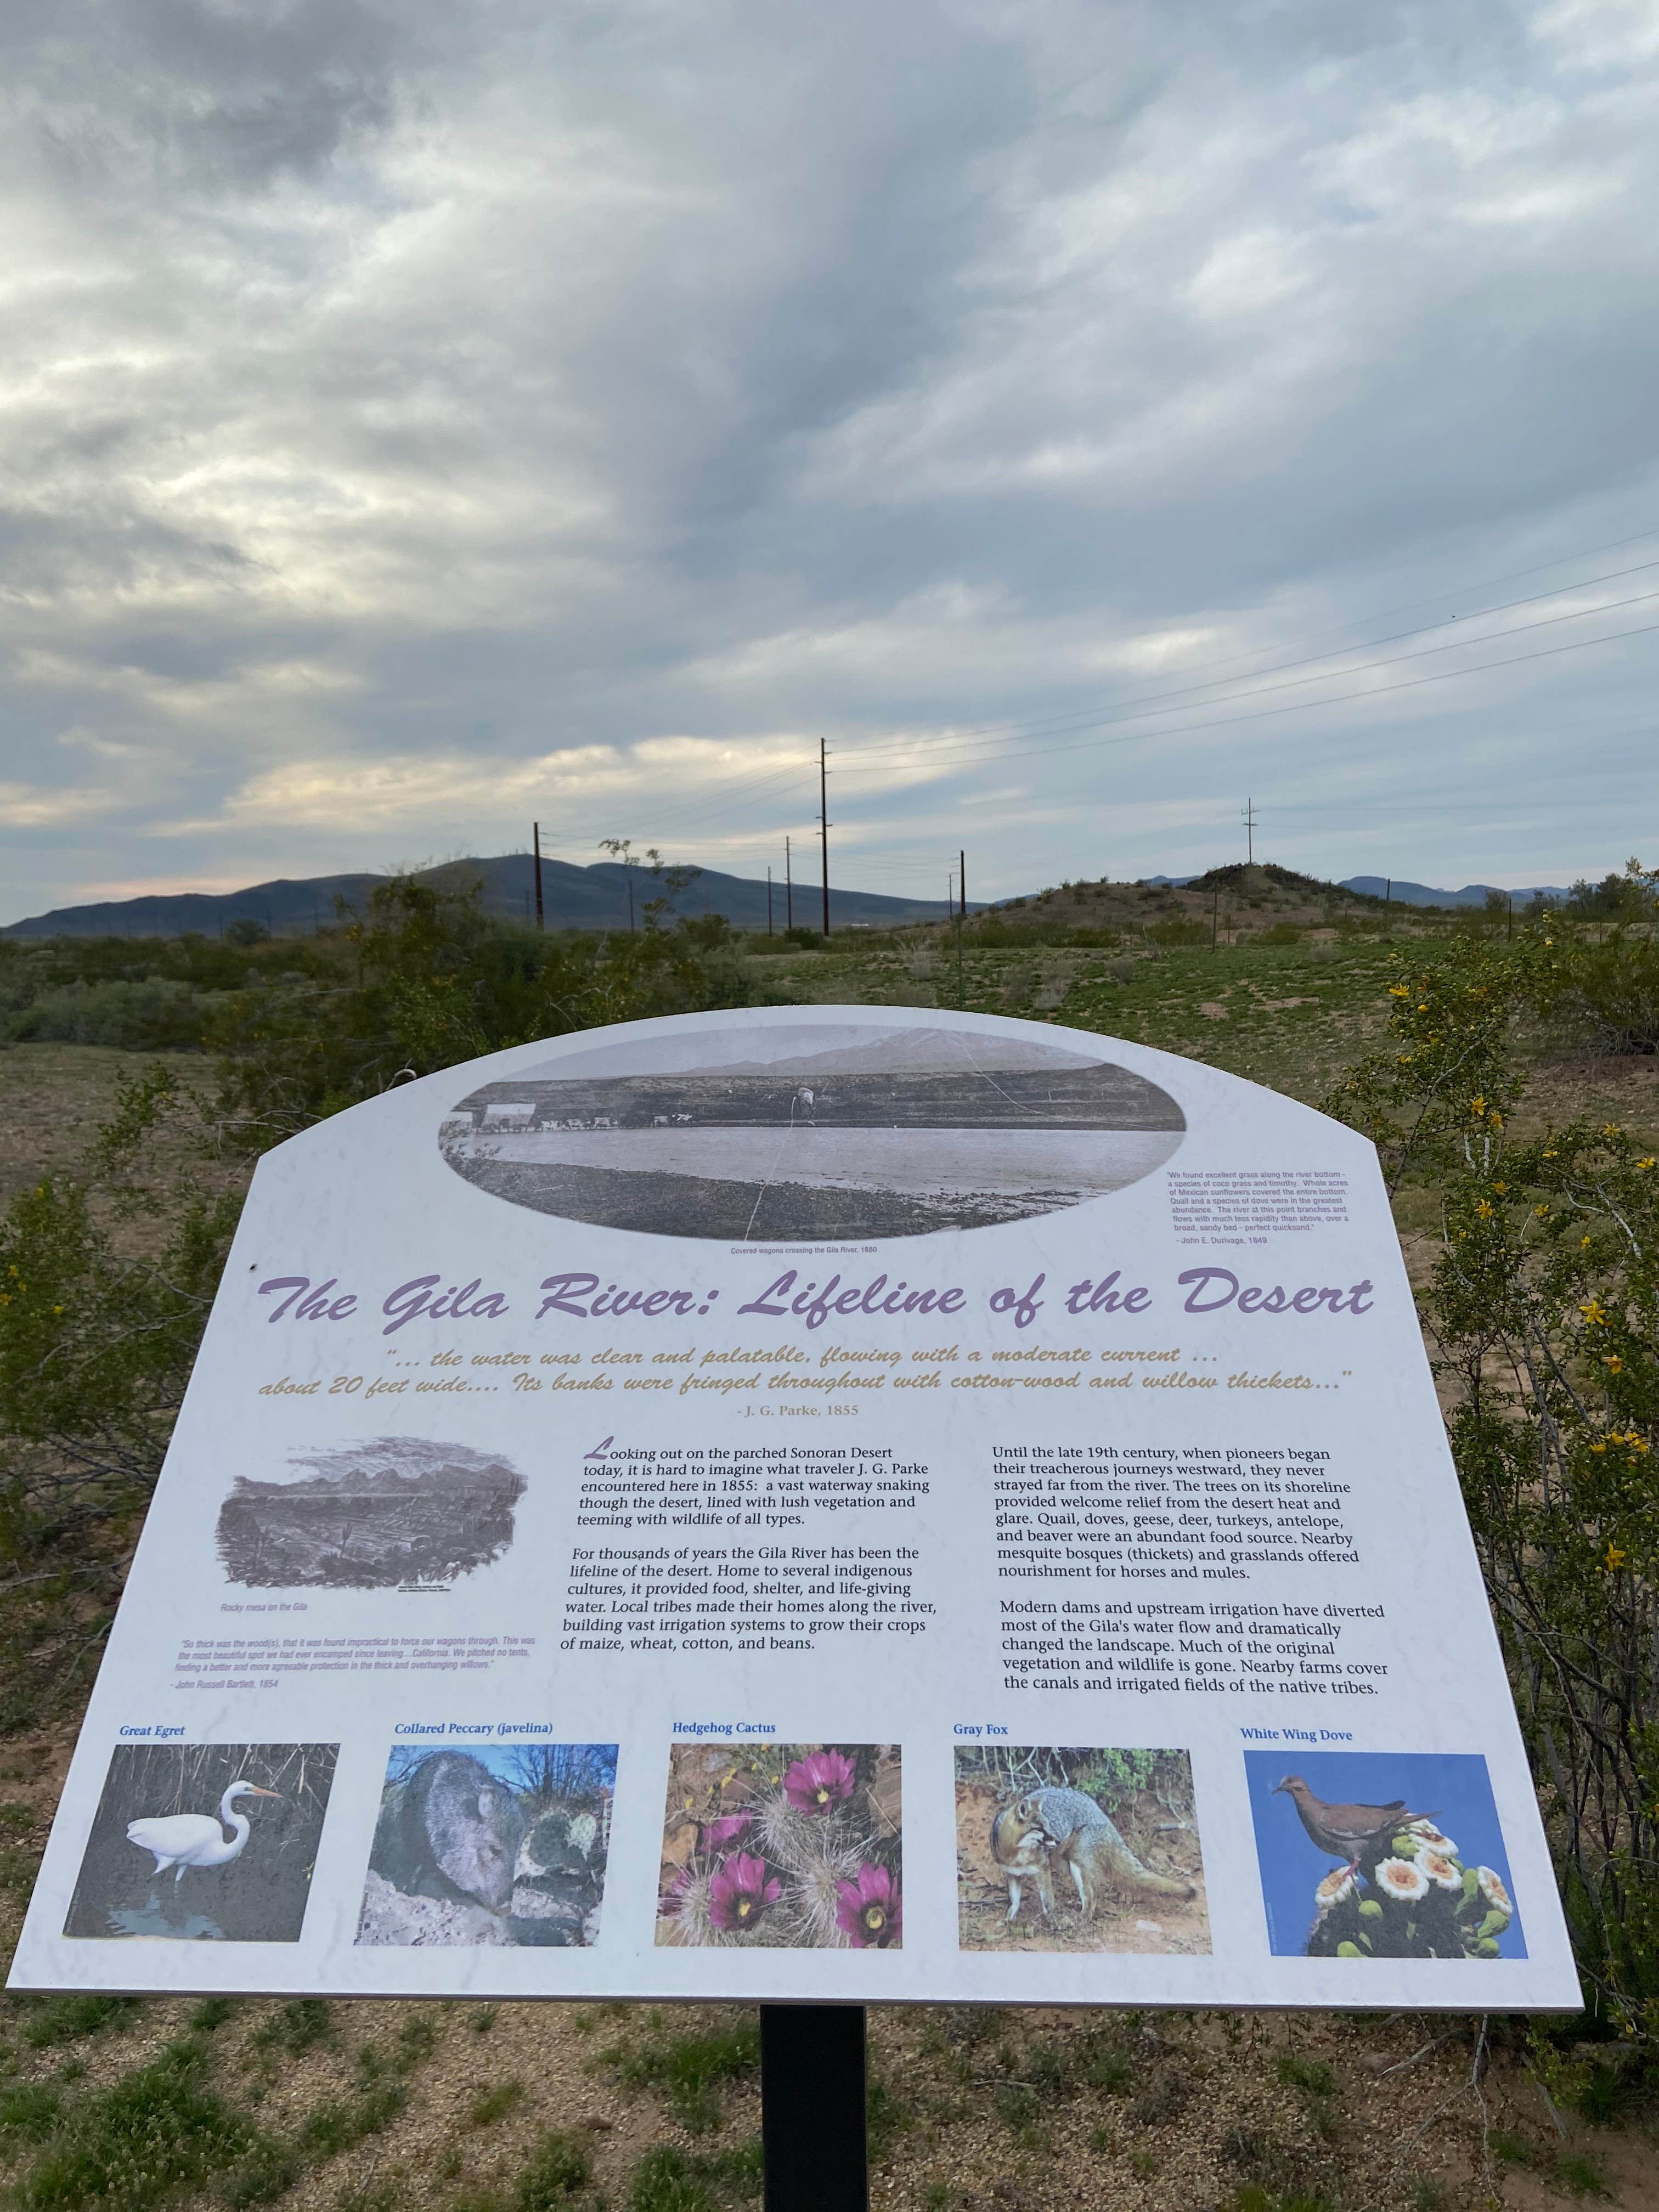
[
  {"x1": 1582, "y1": 1236, "x2": 1593, "y2": 1250},
  {"x1": 1493, "y1": 1181, "x2": 1508, "y2": 1194},
  {"x1": 1476, "y1": 1200, "x2": 1495, "y2": 1220},
  {"x1": 1605, "y1": 1545, "x2": 1627, "y2": 1572},
  {"x1": 1581, "y1": 1299, "x2": 1607, "y2": 1323},
  {"x1": 1389, "y1": 985, "x2": 1409, "y2": 998},
  {"x1": 1605, "y1": 1356, "x2": 1623, "y2": 1372},
  {"x1": 1637, "y1": 1158, "x2": 1655, "y2": 1172},
  {"x1": 1590, "y1": 1441, "x2": 1607, "y2": 1454},
  {"x1": 1534, "y1": 1204, "x2": 1550, "y2": 1217},
  {"x1": 1603, "y1": 1123, "x2": 1623, "y2": 1138},
  {"x1": 1543, "y1": 1149, "x2": 1558, "y2": 1158},
  {"x1": 1470, "y1": 1096, "x2": 1486, "y2": 1116}
]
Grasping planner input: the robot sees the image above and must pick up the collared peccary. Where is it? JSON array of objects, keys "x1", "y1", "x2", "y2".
[{"x1": 374, "y1": 1752, "x2": 524, "y2": 1914}]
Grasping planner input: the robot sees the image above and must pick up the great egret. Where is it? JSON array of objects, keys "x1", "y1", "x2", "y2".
[{"x1": 127, "y1": 1779, "x2": 279, "y2": 1884}]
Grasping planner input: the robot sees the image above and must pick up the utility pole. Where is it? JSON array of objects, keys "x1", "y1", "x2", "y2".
[
  {"x1": 952, "y1": 868, "x2": 964, "y2": 1007},
  {"x1": 960, "y1": 849, "x2": 966, "y2": 924},
  {"x1": 786, "y1": 837, "x2": 793, "y2": 930},
  {"x1": 1211, "y1": 885, "x2": 1219, "y2": 951},
  {"x1": 533, "y1": 822, "x2": 545, "y2": 931},
  {"x1": 1243, "y1": 797, "x2": 1259, "y2": 866},
  {"x1": 766, "y1": 867, "x2": 774, "y2": 936},
  {"x1": 819, "y1": 738, "x2": 831, "y2": 939}
]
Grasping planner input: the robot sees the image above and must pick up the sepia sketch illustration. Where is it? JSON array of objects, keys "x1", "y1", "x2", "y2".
[
  {"x1": 216, "y1": 1437, "x2": 527, "y2": 1590},
  {"x1": 440, "y1": 1022, "x2": 1185, "y2": 1239}
]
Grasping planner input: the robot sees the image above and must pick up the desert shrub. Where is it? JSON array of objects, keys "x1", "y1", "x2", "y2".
[
  {"x1": 7, "y1": 979, "x2": 221, "y2": 1050},
  {"x1": 1547, "y1": 932, "x2": 1659, "y2": 1056},
  {"x1": 1148, "y1": 919, "x2": 1210, "y2": 947},
  {"x1": 0, "y1": 1068, "x2": 241, "y2": 1724},
  {"x1": 213, "y1": 878, "x2": 758, "y2": 1143},
  {"x1": 1328, "y1": 927, "x2": 1659, "y2": 2033}
]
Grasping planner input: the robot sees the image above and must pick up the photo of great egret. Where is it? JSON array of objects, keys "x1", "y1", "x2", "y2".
[
  {"x1": 356, "y1": 1742, "x2": 616, "y2": 1948},
  {"x1": 442, "y1": 1022, "x2": 1185, "y2": 1240},
  {"x1": 64, "y1": 1741, "x2": 337, "y2": 1943}
]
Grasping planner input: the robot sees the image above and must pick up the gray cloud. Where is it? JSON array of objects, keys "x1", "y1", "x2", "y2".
[{"x1": 3, "y1": 0, "x2": 1657, "y2": 919}]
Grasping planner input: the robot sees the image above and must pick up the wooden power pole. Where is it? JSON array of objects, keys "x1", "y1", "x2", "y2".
[
  {"x1": 785, "y1": 837, "x2": 793, "y2": 930},
  {"x1": 533, "y1": 822, "x2": 545, "y2": 930},
  {"x1": 1243, "y1": 797, "x2": 1259, "y2": 866}
]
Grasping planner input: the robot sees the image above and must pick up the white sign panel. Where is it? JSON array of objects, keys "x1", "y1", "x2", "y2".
[{"x1": 9, "y1": 1007, "x2": 1578, "y2": 2007}]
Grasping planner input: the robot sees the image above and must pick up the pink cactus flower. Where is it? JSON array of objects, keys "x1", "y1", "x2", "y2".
[
  {"x1": 784, "y1": 1749, "x2": 857, "y2": 1815},
  {"x1": 835, "y1": 1863, "x2": 902, "y2": 1949},
  {"x1": 702, "y1": 1812, "x2": 755, "y2": 1850},
  {"x1": 708, "y1": 1852, "x2": 781, "y2": 1933}
]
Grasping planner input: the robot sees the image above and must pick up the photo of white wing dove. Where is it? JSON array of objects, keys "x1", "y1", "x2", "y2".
[{"x1": 1272, "y1": 1775, "x2": 1435, "y2": 1874}]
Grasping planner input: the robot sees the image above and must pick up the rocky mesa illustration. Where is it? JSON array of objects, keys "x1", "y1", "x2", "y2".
[
  {"x1": 439, "y1": 1021, "x2": 1184, "y2": 1239},
  {"x1": 216, "y1": 1437, "x2": 527, "y2": 1590}
]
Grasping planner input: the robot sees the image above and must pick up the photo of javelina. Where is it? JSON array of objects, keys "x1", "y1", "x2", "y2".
[{"x1": 357, "y1": 1743, "x2": 614, "y2": 1948}]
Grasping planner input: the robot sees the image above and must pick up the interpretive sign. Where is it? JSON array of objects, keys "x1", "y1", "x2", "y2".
[{"x1": 10, "y1": 1007, "x2": 1578, "y2": 2007}]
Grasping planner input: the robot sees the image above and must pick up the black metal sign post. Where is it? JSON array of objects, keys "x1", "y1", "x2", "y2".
[{"x1": 760, "y1": 2005, "x2": 868, "y2": 2212}]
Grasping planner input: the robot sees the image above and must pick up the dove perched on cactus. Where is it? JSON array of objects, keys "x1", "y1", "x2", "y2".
[{"x1": 1273, "y1": 1775, "x2": 1435, "y2": 1874}]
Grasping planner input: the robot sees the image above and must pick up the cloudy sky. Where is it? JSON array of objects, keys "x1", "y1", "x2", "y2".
[{"x1": 4, "y1": 0, "x2": 1658, "y2": 923}]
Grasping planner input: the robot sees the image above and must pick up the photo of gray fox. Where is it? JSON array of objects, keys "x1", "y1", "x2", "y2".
[{"x1": 961, "y1": 1750, "x2": 1209, "y2": 1954}]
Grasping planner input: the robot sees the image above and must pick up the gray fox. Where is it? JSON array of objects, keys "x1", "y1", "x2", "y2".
[{"x1": 991, "y1": 1785, "x2": 1194, "y2": 1922}]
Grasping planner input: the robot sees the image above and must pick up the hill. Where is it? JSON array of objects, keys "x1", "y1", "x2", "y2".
[{"x1": 1, "y1": 853, "x2": 970, "y2": 940}]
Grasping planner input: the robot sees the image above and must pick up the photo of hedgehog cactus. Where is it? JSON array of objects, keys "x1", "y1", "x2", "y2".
[
  {"x1": 1244, "y1": 1751, "x2": 1527, "y2": 1961},
  {"x1": 656, "y1": 1741, "x2": 901, "y2": 1949}
]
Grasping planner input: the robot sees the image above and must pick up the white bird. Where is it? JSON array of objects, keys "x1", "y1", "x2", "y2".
[{"x1": 127, "y1": 1779, "x2": 279, "y2": 1883}]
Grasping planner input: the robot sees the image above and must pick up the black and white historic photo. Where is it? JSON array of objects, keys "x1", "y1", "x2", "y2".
[
  {"x1": 439, "y1": 1022, "x2": 1185, "y2": 1238},
  {"x1": 216, "y1": 1437, "x2": 527, "y2": 1590}
]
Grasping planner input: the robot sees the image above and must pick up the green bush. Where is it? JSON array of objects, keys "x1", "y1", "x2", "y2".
[
  {"x1": 7, "y1": 979, "x2": 221, "y2": 1049},
  {"x1": 213, "y1": 879, "x2": 759, "y2": 1143},
  {"x1": 1328, "y1": 923, "x2": 1659, "y2": 2033}
]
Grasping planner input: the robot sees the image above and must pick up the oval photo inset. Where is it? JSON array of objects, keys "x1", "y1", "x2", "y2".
[{"x1": 437, "y1": 1020, "x2": 1184, "y2": 1240}]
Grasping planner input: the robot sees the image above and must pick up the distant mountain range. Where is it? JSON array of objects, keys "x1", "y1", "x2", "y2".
[
  {"x1": 1, "y1": 853, "x2": 970, "y2": 939},
  {"x1": 1143, "y1": 873, "x2": 1575, "y2": 909},
  {"x1": 1339, "y1": 876, "x2": 1573, "y2": 909},
  {"x1": 5, "y1": 851, "x2": 1581, "y2": 939}
]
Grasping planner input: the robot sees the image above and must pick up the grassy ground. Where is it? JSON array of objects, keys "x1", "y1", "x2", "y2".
[{"x1": 3, "y1": 943, "x2": 1657, "y2": 2212}]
